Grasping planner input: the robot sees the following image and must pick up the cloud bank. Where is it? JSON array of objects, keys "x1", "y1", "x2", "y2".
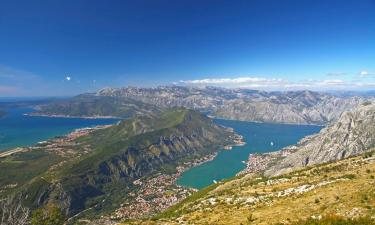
[{"x1": 180, "y1": 76, "x2": 375, "y2": 90}]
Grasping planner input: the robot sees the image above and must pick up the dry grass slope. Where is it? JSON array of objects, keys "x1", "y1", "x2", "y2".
[{"x1": 124, "y1": 150, "x2": 375, "y2": 225}]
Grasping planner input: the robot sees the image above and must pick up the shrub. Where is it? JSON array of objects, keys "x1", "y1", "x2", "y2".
[
  {"x1": 292, "y1": 214, "x2": 375, "y2": 225},
  {"x1": 364, "y1": 152, "x2": 373, "y2": 158},
  {"x1": 31, "y1": 205, "x2": 65, "y2": 225}
]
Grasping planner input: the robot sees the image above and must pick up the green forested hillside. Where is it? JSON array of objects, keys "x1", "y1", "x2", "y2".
[{"x1": 0, "y1": 109, "x2": 234, "y2": 223}]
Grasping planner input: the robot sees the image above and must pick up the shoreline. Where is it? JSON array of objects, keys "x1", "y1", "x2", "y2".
[
  {"x1": 107, "y1": 132, "x2": 242, "y2": 221},
  {"x1": 108, "y1": 152, "x2": 220, "y2": 221},
  {"x1": 27, "y1": 112, "x2": 325, "y2": 126},
  {"x1": 0, "y1": 147, "x2": 27, "y2": 158},
  {"x1": 25, "y1": 113, "x2": 122, "y2": 120},
  {"x1": 213, "y1": 115, "x2": 326, "y2": 127},
  {"x1": 175, "y1": 152, "x2": 219, "y2": 189},
  {"x1": 236, "y1": 144, "x2": 300, "y2": 176},
  {"x1": 0, "y1": 124, "x2": 113, "y2": 158}
]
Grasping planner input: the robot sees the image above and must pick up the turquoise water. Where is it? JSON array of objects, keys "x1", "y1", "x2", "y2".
[
  {"x1": 0, "y1": 108, "x2": 118, "y2": 151},
  {"x1": 176, "y1": 119, "x2": 322, "y2": 189}
]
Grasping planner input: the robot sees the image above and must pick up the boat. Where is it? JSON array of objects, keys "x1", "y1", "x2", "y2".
[{"x1": 270, "y1": 141, "x2": 274, "y2": 146}]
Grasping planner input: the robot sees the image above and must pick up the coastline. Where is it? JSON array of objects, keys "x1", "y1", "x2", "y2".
[
  {"x1": 213, "y1": 115, "x2": 326, "y2": 126},
  {"x1": 108, "y1": 152, "x2": 220, "y2": 221},
  {"x1": 25, "y1": 113, "x2": 122, "y2": 120},
  {"x1": 1, "y1": 116, "x2": 244, "y2": 222},
  {"x1": 0, "y1": 124, "x2": 113, "y2": 158},
  {"x1": 0, "y1": 147, "x2": 27, "y2": 158},
  {"x1": 107, "y1": 131, "x2": 243, "y2": 221},
  {"x1": 236, "y1": 131, "x2": 320, "y2": 176},
  {"x1": 236, "y1": 144, "x2": 301, "y2": 177}
]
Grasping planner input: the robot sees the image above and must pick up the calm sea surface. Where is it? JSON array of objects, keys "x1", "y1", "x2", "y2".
[
  {"x1": 0, "y1": 108, "x2": 118, "y2": 151},
  {"x1": 176, "y1": 119, "x2": 322, "y2": 189}
]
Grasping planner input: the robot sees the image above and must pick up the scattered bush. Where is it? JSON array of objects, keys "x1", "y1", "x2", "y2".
[
  {"x1": 31, "y1": 205, "x2": 65, "y2": 225},
  {"x1": 292, "y1": 214, "x2": 375, "y2": 225},
  {"x1": 364, "y1": 152, "x2": 373, "y2": 158}
]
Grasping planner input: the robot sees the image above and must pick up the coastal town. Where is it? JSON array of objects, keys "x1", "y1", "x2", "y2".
[
  {"x1": 237, "y1": 145, "x2": 298, "y2": 176},
  {"x1": 100, "y1": 132, "x2": 247, "y2": 221},
  {"x1": 107, "y1": 153, "x2": 218, "y2": 221}
]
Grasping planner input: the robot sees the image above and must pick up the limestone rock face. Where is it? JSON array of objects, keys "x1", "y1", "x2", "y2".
[
  {"x1": 266, "y1": 102, "x2": 375, "y2": 176},
  {"x1": 38, "y1": 86, "x2": 372, "y2": 125},
  {"x1": 96, "y1": 86, "x2": 370, "y2": 125}
]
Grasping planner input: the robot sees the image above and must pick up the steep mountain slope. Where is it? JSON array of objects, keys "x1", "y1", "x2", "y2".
[
  {"x1": 213, "y1": 92, "x2": 364, "y2": 124},
  {"x1": 33, "y1": 94, "x2": 160, "y2": 118},
  {"x1": 265, "y1": 101, "x2": 375, "y2": 176},
  {"x1": 0, "y1": 109, "x2": 235, "y2": 222},
  {"x1": 122, "y1": 101, "x2": 375, "y2": 225},
  {"x1": 128, "y1": 151, "x2": 375, "y2": 225},
  {"x1": 97, "y1": 86, "x2": 366, "y2": 125}
]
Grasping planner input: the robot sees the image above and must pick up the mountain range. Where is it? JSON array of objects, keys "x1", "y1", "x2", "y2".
[{"x1": 36, "y1": 86, "x2": 370, "y2": 125}]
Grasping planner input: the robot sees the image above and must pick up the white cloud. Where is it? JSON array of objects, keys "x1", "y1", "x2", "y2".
[
  {"x1": 359, "y1": 70, "x2": 374, "y2": 78},
  {"x1": 179, "y1": 76, "x2": 375, "y2": 90},
  {"x1": 360, "y1": 70, "x2": 369, "y2": 77},
  {"x1": 181, "y1": 77, "x2": 283, "y2": 85}
]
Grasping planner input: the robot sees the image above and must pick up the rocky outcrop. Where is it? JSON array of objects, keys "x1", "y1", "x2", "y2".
[{"x1": 265, "y1": 101, "x2": 375, "y2": 176}]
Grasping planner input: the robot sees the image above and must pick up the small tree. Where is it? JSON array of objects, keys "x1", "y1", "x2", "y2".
[{"x1": 31, "y1": 205, "x2": 65, "y2": 225}]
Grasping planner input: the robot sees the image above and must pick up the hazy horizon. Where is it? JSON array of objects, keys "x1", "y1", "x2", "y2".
[{"x1": 1, "y1": 85, "x2": 375, "y2": 99}]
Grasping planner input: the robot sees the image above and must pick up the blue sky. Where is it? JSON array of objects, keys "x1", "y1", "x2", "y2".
[{"x1": 0, "y1": 0, "x2": 375, "y2": 96}]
